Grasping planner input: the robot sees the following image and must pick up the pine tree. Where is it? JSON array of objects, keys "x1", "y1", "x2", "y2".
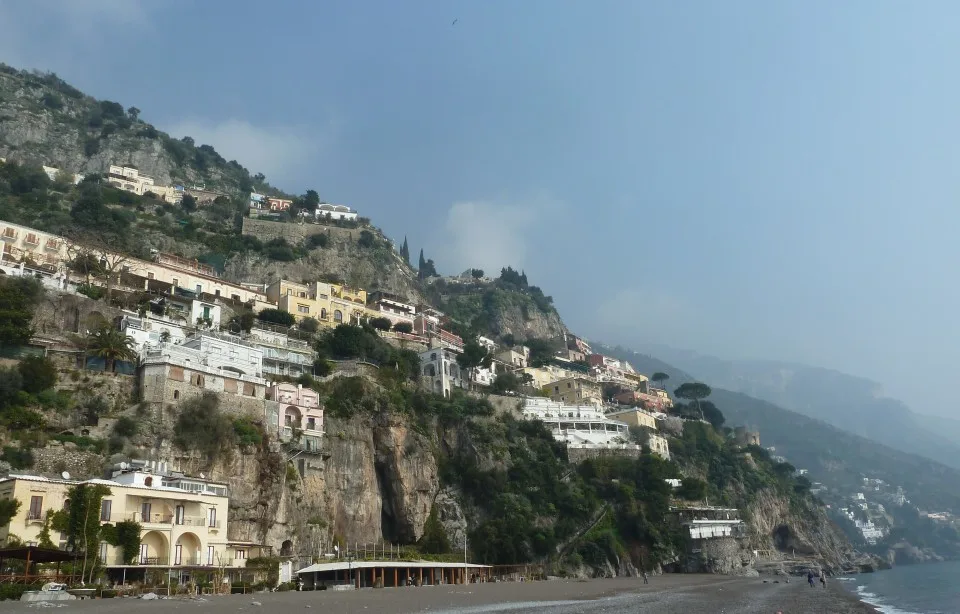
[
  {"x1": 418, "y1": 249, "x2": 426, "y2": 279},
  {"x1": 400, "y1": 236, "x2": 410, "y2": 264}
]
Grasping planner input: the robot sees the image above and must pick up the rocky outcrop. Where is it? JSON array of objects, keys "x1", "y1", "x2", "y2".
[{"x1": 746, "y1": 490, "x2": 855, "y2": 571}]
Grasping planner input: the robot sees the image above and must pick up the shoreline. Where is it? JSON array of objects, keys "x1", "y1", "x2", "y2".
[{"x1": 0, "y1": 574, "x2": 880, "y2": 613}]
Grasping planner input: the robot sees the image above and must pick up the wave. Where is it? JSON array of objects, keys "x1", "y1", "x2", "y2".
[{"x1": 854, "y1": 584, "x2": 927, "y2": 614}]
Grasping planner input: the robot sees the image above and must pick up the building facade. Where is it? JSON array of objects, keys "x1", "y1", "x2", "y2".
[
  {"x1": 521, "y1": 398, "x2": 635, "y2": 449},
  {"x1": 0, "y1": 469, "x2": 265, "y2": 571},
  {"x1": 267, "y1": 383, "x2": 324, "y2": 450},
  {"x1": 419, "y1": 347, "x2": 466, "y2": 398},
  {"x1": 545, "y1": 376, "x2": 603, "y2": 407}
]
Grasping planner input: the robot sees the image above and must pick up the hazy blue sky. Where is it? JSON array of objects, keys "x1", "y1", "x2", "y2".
[{"x1": 3, "y1": 1, "x2": 960, "y2": 415}]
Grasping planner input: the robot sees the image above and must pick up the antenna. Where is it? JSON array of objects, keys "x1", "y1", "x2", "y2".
[{"x1": 61, "y1": 471, "x2": 70, "y2": 480}]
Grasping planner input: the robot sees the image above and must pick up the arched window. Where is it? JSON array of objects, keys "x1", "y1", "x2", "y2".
[
  {"x1": 334, "y1": 310, "x2": 342, "y2": 323},
  {"x1": 321, "y1": 308, "x2": 327, "y2": 319}
]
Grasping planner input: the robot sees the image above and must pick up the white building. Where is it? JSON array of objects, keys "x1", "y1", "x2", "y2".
[
  {"x1": 120, "y1": 312, "x2": 190, "y2": 352},
  {"x1": 419, "y1": 347, "x2": 466, "y2": 398},
  {"x1": 521, "y1": 397, "x2": 635, "y2": 449},
  {"x1": 315, "y1": 204, "x2": 358, "y2": 221},
  {"x1": 855, "y1": 519, "x2": 885, "y2": 544},
  {"x1": 248, "y1": 326, "x2": 315, "y2": 378},
  {"x1": 181, "y1": 333, "x2": 264, "y2": 378}
]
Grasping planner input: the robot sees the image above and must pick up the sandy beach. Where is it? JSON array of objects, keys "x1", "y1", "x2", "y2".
[{"x1": 0, "y1": 575, "x2": 877, "y2": 613}]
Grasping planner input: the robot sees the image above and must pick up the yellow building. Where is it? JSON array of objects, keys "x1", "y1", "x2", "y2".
[
  {"x1": 0, "y1": 468, "x2": 265, "y2": 570},
  {"x1": 605, "y1": 408, "x2": 658, "y2": 430},
  {"x1": 545, "y1": 376, "x2": 602, "y2": 406},
  {"x1": 524, "y1": 364, "x2": 580, "y2": 390},
  {"x1": 266, "y1": 279, "x2": 369, "y2": 327}
]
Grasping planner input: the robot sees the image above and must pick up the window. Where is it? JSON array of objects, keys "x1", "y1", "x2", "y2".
[
  {"x1": 215, "y1": 289, "x2": 221, "y2": 297},
  {"x1": 231, "y1": 294, "x2": 240, "y2": 301},
  {"x1": 236, "y1": 549, "x2": 246, "y2": 560},
  {"x1": 141, "y1": 502, "x2": 152, "y2": 521},
  {"x1": 173, "y1": 390, "x2": 180, "y2": 400},
  {"x1": 172, "y1": 278, "x2": 179, "y2": 287},
  {"x1": 196, "y1": 284, "x2": 202, "y2": 294},
  {"x1": 306, "y1": 417, "x2": 316, "y2": 431},
  {"x1": 99, "y1": 542, "x2": 108, "y2": 564},
  {"x1": 298, "y1": 458, "x2": 306, "y2": 477},
  {"x1": 28, "y1": 496, "x2": 43, "y2": 520},
  {"x1": 208, "y1": 507, "x2": 217, "y2": 528},
  {"x1": 207, "y1": 546, "x2": 215, "y2": 566},
  {"x1": 320, "y1": 308, "x2": 327, "y2": 319},
  {"x1": 139, "y1": 544, "x2": 149, "y2": 564},
  {"x1": 333, "y1": 310, "x2": 343, "y2": 323},
  {"x1": 286, "y1": 289, "x2": 293, "y2": 296},
  {"x1": 297, "y1": 304, "x2": 310, "y2": 314},
  {"x1": 100, "y1": 499, "x2": 112, "y2": 521},
  {"x1": 175, "y1": 505, "x2": 185, "y2": 525},
  {"x1": 298, "y1": 291, "x2": 306, "y2": 298}
]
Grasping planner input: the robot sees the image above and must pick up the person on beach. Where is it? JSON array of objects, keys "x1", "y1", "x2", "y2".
[
  {"x1": 807, "y1": 571, "x2": 815, "y2": 587},
  {"x1": 642, "y1": 571, "x2": 648, "y2": 585},
  {"x1": 819, "y1": 570, "x2": 827, "y2": 588}
]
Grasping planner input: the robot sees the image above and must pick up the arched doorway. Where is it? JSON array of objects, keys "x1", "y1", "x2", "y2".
[
  {"x1": 175, "y1": 532, "x2": 202, "y2": 566},
  {"x1": 280, "y1": 539, "x2": 293, "y2": 557},
  {"x1": 284, "y1": 406, "x2": 302, "y2": 429},
  {"x1": 140, "y1": 530, "x2": 169, "y2": 565}
]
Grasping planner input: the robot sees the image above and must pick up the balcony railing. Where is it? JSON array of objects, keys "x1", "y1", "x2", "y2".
[{"x1": 126, "y1": 512, "x2": 175, "y2": 525}]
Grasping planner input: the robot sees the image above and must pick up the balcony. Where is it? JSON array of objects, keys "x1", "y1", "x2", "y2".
[
  {"x1": 25, "y1": 512, "x2": 45, "y2": 525},
  {"x1": 24, "y1": 234, "x2": 40, "y2": 246},
  {"x1": 126, "y1": 512, "x2": 175, "y2": 525},
  {"x1": 45, "y1": 238, "x2": 61, "y2": 251},
  {"x1": 181, "y1": 516, "x2": 222, "y2": 530},
  {"x1": 1, "y1": 228, "x2": 17, "y2": 240}
]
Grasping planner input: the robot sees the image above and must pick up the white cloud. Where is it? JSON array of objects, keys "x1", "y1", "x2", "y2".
[
  {"x1": 164, "y1": 118, "x2": 332, "y2": 190},
  {"x1": 433, "y1": 198, "x2": 558, "y2": 275}
]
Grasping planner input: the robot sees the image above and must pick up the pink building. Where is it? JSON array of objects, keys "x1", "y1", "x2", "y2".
[
  {"x1": 267, "y1": 198, "x2": 293, "y2": 212},
  {"x1": 268, "y1": 382, "x2": 324, "y2": 437}
]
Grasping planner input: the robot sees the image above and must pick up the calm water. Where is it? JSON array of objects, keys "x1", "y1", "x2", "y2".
[{"x1": 842, "y1": 560, "x2": 960, "y2": 613}]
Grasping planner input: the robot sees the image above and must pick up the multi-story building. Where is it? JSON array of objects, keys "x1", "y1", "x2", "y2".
[
  {"x1": 106, "y1": 164, "x2": 158, "y2": 196},
  {"x1": 419, "y1": 346, "x2": 466, "y2": 398},
  {"x1": 267, "y1": 198, "x2": 293, "y2": 212},
  {"x1": 0, "y1": 221, "x2": 68, "y2": 271},
  {"x1": 140, "y1": 334, "x2": 268, "y2": 414},
  {"x1": 248, "y1": 326, "x2": 315, "y2": 378},
  {"x1": 266, "y1": 279, "x2": 369, "y2": 327},
  {"x1": 366, "y1": 291, "x2": 416, "y2": 327},
  {"x1": 267, "y1": 383, "x2": 324, "y2": 450},
  {"x1": 0, "y1": 466, "x2": 268, "y2": 572},
  {"x1": 611, "y1": 389, "x2": 672, "y2": 412},
  {"x1": 605, "y1": 407, "x2": 659, "y2": 430},
  {"x1": 545, "y1": 376, "x2": 603, "y2": 407},
  {"x1": 497, "y1": 346, "x2": 530, "y2": 369},
  {"x1": 521, "y1": 398, "x2": 634, "y2": 448},
  {"x1": 647, "y1": 433, "x2": 671, "y2": 459}
]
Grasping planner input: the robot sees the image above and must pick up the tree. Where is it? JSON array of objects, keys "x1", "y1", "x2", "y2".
[
  {"x1": 418, "y1": 505, "x2": 452, "y2": 554},
  {"x1": 457, "y1": 338, "x2": 492, "y2": 371},
  {"x1": 674, "y1": 382, "x2": 712, "y2": 421},
  {"x1": 126, "y1": 106, "x2": 140, "y2": 121},
  {"x1": 400, "y1": 236, "x2": 409, "y2": 264},
  {"x1": 651, "y1": 372, "x2": 669, "y2": 391},
  {"x1": 303, "y1": 189, "x2": 320, "y2": 210},
  {"x1": 0, "y1": 276, "x2": 43, "y2": 348},
  {"x1": 298, "y1": 317, "x2": 320, "y2": 333},
  {"x1": 257, "y1": 308, "x2": 296, "y2": 327},
  {"x1": 393, "y1": 322, "x2": 413, "y2": 334},
  {"x1": 86, "y1": 327, "x2": 136, "y2": 372},
  {"x1": 17, "y1": 356, "x2": 57, "y2": 394},
  {"x1": 64, "y1": 483, "x2": 112, "y2": 583},
  {"x1": 417, "y1": 249, "x2": 439, "y2": 279},
  {"x1": 65, "y1": 232, "x2": 132, "y2": 303},
  {"x1": 492, "y1": 372, "x2": 523, "y2": 394},
  {"x1": 471, "y1": 269, "x2": 484, "y2": 279},
  {"x1": 181, "y1": 193, "x2": 198, "y2": 212},
  {"x1": 357, "y1": 230, "x2": 376, "y2": 248},
  {"x1": 676, "y1": 478, "x2": 708, "y2": 501},
  {"x1": 0, "y1": 499, "x2": 21, "y2": 528},
  {"x1": 368, "y1": 317, "x2": 392, "y2": 331}
]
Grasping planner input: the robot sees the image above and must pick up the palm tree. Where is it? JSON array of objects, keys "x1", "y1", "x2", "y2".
[{"x1": 87, "y1": 326, "x2": 136, "y2": 372}]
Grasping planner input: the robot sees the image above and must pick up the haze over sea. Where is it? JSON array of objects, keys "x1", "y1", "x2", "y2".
[{"x1": 844, "y1": 561, "x2": 960, "y2": 613}]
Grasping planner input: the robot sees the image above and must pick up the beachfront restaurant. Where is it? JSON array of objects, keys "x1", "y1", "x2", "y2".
[{"x1": 296, "y1": 560, "x2": 492, "y2": 589}]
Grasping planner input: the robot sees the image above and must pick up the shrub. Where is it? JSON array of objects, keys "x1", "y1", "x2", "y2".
[
  {"x1": 257, "y1": 309, "x2": 296, "y2": 327},
  {"x1": 1, "y1": 406, "x2": 44, "y2": 430},
  {"x1": 173, "y1": 394, "x2": 236, "y2": 462},
  {"x1": 1, "y1": 445, "x2": 33, "y2": 469},
  {"x1": 298, "y1": 317, "x2": 320, "y2": 333},
  {"x1": 368, "y1": 317, "x2": 392, "y2": 331},
  {"x1": 76, "y1": 283, "x2": 104, "y2": 300},
  {"x1": 357, "y1": 230, "x2": 376, "y2": 248},
  {"x1": 393, "y1": 322, "x2": 413, "y2": 334},
  {"x1": 306, "y1": 233, "x2": 329, "y2": 249},
  {"x1": 112, "y1": 416, "x2": 138, "y2": 438},
  {"x1": 0, "y1": 583, "x2": 28, "y2": 601},
  {"x1": 233, "y1": 417, "x2": 263, "y2": 450}
]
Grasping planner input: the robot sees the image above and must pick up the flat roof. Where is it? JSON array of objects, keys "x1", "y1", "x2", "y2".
[{"x1": 297, "y1": 560, "x2": 491, "y2": 575}]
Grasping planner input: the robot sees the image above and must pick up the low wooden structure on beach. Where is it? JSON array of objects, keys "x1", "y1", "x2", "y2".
[
  {"x1": 0, "y1": 546, "x2": 84, "y2": 584},
  {"x1": 296, "y1": 560, "x2": 492, "y2": 589}
]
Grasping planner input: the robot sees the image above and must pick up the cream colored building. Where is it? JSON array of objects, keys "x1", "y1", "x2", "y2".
[
  {"x1": 0, "y1": 469, "x2": 265, "y2": 569},
  {"x1": 266, "y1": 279, "x2": 369, "y2": 327},
  {"x1": 605, "y1": 407, "x2": 658, "y2": 430},
  {"x1": 523, "y1": 364, "x2": 580, "y2": 390},
  {"x1": 545, "y1": 376, "x2": 603, "y2": 407},
  {"x1": 0, "y1": 221, "x2": 69, "y2": 271}
]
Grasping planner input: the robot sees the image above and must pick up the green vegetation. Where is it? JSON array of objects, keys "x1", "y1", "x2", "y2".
[
  {"x1": 233, "y1": 416, "x2": 264, "y2": 450},
  {"x1": 172, "y1": 394, "x2": 237, "y2": 463},
  {"x1": 101, "y1": 519, "x2": 143, "y2": 564},
  {"x1": 0, "y1": 276, "x2": 43, "y2": 348},
  {"x1": 418, "y1": 504, "x2": 452, "y2": 554},
  {"x1": 257, "y1": 308, "x2": 296, "y2": 327},
  {"x1": 58, "y1": 483, "x2": 112, "y2": 583},
  {"x1": 315, "y1": 324, "x2": 420, "y2": 381},
  {"x1": 85, "y1": 326, "x2": 136, "y2": 371},
  {"x1": 673, "y1": 383, "x2": 712, "y2": 421}
]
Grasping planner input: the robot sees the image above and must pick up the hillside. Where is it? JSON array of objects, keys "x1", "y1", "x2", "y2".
[
  {"x1": 598, "y1": 343, "x2": 960, "y2": 562},
  {"x1": 631, "y1": 344, "x2": 960, "y2": 470}
]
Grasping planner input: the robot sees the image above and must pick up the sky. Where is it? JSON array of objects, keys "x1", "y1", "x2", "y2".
[{"x1": 2, "y1": 0, "x2": 960, "y2": 416}]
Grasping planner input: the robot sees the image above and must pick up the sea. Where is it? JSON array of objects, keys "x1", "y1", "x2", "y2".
[{"x1": 841, "y1": 560, "x2": 960, "y2": 613}]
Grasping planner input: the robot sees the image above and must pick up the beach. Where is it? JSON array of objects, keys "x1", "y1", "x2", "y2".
[{"x1": 0, "y1": 575, "x2": 878, "y2": 613}]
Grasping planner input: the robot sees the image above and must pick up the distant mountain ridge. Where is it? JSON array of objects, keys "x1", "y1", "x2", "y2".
[{"x1": 621, "y1": 343, "x2": 960, "y2": 471}]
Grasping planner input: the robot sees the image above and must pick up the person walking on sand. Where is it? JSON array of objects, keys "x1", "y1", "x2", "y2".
[
  {"x1": 819, "y1": 570, "x2": 827, "y2": 588},
  {"x1": 807, "y1": 571, "x2": 815, "y2": 588},
  {"x1": 642, "y1": 570, "x2": 648, "y2": 585}
]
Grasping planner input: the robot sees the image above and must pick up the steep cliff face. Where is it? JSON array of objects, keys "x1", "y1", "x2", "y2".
[
  {"x1": 0, "y1": 67, "x2": 260, "y2": 193},
  {"x1": 745, "y1": 490, "x2": 854, "y2": 570}
]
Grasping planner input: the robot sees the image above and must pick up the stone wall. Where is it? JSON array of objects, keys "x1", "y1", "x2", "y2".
[
  {"x1": 567, "y1": 446, "x2": 643, "y2": 464},
  {"x1": 241, "y1": 218, "x2": 361, "y2": 246},
  {"x1": 32, "y1": 443, "x2": 105, "y2": 479},
  {"x1": 140, "y1": 363, "x2": 267, "y2": 418},
  {"x1": 32, "y1": 290, "x2": 123, "y2": 339}
]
